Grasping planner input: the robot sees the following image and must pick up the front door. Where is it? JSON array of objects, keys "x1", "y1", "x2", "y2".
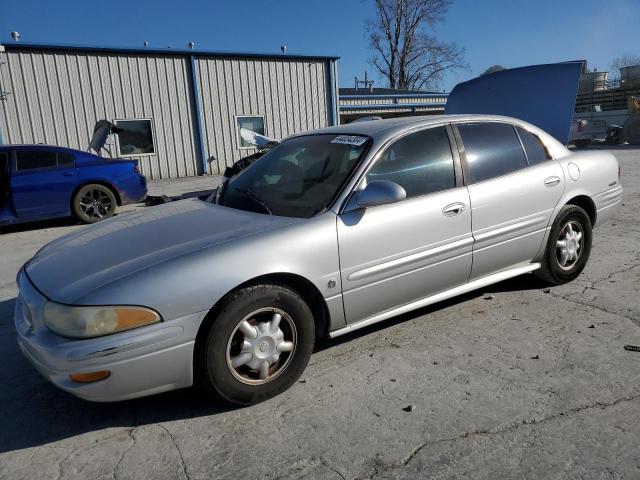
[
  {"x1": 337, "y1": 125, "x2": 473, "y2": 324},
  {"x1": 454, "y1": 122, "x2": 565, "y2": 279},
  {"x1": 10, "y1": 149, "x2": 78, "y2": 219}
]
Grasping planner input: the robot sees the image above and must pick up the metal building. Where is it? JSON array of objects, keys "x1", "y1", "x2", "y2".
[
  {"x1": 0, "y1": 43, "x2": 339, "y2": 179},
  {"x1": 339, "y1": 87, "x2": 448, "y2": 123}
]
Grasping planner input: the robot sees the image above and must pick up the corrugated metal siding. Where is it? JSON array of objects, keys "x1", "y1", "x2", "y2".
[
  {"x1": 0, "y1": 49, "x2": 200, "y2": 179},
  {"x1": 196, "y1": 56, "x2": 331, "y2": 174}
]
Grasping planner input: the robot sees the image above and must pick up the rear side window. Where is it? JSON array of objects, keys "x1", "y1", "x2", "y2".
[
  {"x1": 517, "y1": 127, "x2": 550, "y2": 165},
  {"x1": 367, "y1": 126, "x2": 456, "y2": 198},
  {"x1": 16, "y1": 151, "x2": 58, "y2": 171},
  {"x1": 458, "y1": 123, "x2": 528, "y2": 183},
  {"x1": 58, "y1": 152, "x2": 75, "y2": 168},
  {"x1": 15, "y1": 151, "x2": 75, "y2": 171}
]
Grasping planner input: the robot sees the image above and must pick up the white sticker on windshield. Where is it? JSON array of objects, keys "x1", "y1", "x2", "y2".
[{"x1": 330, "y1": 135, "x2": 368, "y2": 146}]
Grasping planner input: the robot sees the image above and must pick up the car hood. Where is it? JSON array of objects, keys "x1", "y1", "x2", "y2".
[
  {"x1": 445, "y1": 61, "x2": 585, "y2": 145},
  {"x1": 25, "y1": 199, "x2": 300, "y2": 304}
]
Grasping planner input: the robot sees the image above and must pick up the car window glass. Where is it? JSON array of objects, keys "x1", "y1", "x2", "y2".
[
  {"x1": 16, "y1": 151, "x2": 58, "y2": 171},
  {"x1": 58, "y1": 152, "x2": 75, "y2": 168},
  {"x1": 366, "y1": 126, "x2": 455, "y2": 198},
  {"x1": 517, "y1": 127, "x2": 550, "y2": 166},
  {"x1": 458, "y1": 123, "x2": 528, "y2": 183},
  {"x1": 222, "y1": 134, "x2": 369, "y2": 218}
]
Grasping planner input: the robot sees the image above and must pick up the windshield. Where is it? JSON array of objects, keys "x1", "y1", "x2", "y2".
[{"x1": 217, "y1": 134, "x2": 370, "y2": 218}]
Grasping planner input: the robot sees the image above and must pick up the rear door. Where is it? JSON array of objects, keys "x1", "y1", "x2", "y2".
[
  {"x1": 337, "y1": 125, "x2": 473, "y2": 324},
  {"x1": 10, "y1": 149, "x2": 78, "y2": 219},
  {"x1": 453, "y1": 122, "x2": 565, "y2": 279}
]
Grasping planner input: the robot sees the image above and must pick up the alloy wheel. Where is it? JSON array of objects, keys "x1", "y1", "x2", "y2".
[{"x1": 79, "y1": 188, "x2": 113, "y2": 220}]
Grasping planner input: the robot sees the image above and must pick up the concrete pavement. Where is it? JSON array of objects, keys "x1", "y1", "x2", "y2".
[{"x1": 0, "y1": 148, "x2": 638, "y2": 480}]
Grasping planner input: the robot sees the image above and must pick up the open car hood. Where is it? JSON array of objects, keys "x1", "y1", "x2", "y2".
[
  {"x1": 88, "y1": 119, "x2": 124, "y2": 154},
  {"x1": 445, "y1": 61, "x2": 585, "y2": 145}
]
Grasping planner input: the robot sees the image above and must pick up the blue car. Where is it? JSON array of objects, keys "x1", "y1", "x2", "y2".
[{"x1": 0, "y1": 145, "x2": 147, "y2": 226}]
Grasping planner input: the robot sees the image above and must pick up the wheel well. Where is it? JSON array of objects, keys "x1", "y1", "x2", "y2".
[
  {"x1": 194, "y1": 273, "x2": 331, "y2": 358},
  {"x1": 565, "y1": 195, "x2": 596, "y2": 226},
  {"x1": 71, "y1": 181, "x2": 122, "y2": 207}
]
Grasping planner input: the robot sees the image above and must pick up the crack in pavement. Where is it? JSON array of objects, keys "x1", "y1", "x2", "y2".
[
  {"x1": 319, "y1": 457, "x2": 348, "y2": 480},
  {"x1": 548, "y1": 291, "x2": 640, "y2": 329},
  {"x1": 361, "y1": 393, "x2": 640, "y2": 480},
  {"x1": 158, "y1": 424, "x2": 191, "y2": 480},
  {"x1": 113, "y1": 428, "x2": 137, "y2": 480}
]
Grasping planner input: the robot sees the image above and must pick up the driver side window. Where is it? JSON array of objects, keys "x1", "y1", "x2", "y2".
[{"x1": 366, "y1": 126, "x2": 456, "y2": 199}]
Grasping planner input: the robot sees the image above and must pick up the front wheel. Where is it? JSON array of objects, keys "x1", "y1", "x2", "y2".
[
  {"x1": 536, "y1": 205, "x2": 592, "y2": 285},
  {"x1": 195, "y1": 284, "x2": 315, "y2": 405},
  {"x1": 73, "y1": 184, "x2": 117, "y2": 223}
]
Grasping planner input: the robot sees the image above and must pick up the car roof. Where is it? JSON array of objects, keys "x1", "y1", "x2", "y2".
[
  {"x1": 299, "y1": 114, "x2": 522, "y2": 138},
  {"x1": 0, "y1": 144, "x2": 83, "y2": 153},
  {"x1": 290, "y1": 114, "x2": 568, "y2": 156}
]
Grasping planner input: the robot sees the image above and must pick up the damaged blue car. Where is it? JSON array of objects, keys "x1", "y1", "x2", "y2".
[{"x1": 0, "y1": 144, "x2": 147, "y2": 226}]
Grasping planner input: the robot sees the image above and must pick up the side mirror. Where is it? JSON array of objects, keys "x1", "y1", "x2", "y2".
[{"x1": 356, "y1": 180, "x2": 406, "y2": 208}]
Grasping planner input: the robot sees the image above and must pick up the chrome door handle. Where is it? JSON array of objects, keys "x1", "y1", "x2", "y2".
[
  {"x1": 442, "y1": 202, "x2": 465, "y2": 217},
  {"x1": 544, "y1": 176, "x2": 561, "y2": 187}
]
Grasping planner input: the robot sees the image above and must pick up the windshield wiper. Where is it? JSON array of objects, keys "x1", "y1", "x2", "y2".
[{"x1": 235, "y1": 187, "x2": 272, "y2": 215}]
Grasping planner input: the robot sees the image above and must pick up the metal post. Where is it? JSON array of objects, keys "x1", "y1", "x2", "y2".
[{"x1": 189, "y1": 55, "x2": 208, "y2": 175}]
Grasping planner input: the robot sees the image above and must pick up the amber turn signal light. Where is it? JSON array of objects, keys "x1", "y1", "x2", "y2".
[{"x1": 69, "y1": 371, "x2": 111, "y2": 383}]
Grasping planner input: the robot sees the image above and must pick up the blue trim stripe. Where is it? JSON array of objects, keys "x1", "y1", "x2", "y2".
[
  {"x1": 2, "y1": 43, "x2": 340, "y2": 62},
  {"x1": 189, "y1": 55, "x2": 208, "y2": 175}
]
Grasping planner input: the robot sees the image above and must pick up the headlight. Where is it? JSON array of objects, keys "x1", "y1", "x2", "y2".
[{"x1": 43, "y1": 302, "x2": 161, "y2": 338}]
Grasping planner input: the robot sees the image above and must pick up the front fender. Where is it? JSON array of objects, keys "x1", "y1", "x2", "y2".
[{"x1": 74, "y1": 212, "x2": 344, "y2": 327}]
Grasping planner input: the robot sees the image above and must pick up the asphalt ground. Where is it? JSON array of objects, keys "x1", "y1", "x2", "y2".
[{"x1": 0, "y1": 147, "x2": 638, "y2": 480}]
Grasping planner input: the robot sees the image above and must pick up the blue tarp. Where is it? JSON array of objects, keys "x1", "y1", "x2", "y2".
[{"x1": 445, "y1": 61, "x2": 585, "y2": 145}]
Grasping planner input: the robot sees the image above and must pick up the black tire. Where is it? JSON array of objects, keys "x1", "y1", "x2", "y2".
[
  {"x1": 536, "y1": 205, "x2": 592, "y2": 285},
  {"x1": 195, "y1": 284, "x2": 315, "y2": 405},
  {"x1": 73, "y1": 184, "x2": 117, "y2": 223}
]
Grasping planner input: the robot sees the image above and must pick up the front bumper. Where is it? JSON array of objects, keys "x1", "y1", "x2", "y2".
[{"x1": 14, "y1": 270, "x2": 205, "y2": 402}]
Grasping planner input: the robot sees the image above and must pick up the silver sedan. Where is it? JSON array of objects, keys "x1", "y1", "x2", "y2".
[{"x1": 15, "y1": 115, "x2": 622, "y2": 405}]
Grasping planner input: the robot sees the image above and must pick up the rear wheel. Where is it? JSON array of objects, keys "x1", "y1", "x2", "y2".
[
  {"x1": 73, "y1": 184, "x2": 117, "y2": 223},
  {"x1": 536, "y1": 205, "x2": 592, "y2": 284},
  {"x1": 195, "y1": 284, "x2": 315, "y2": 405}
]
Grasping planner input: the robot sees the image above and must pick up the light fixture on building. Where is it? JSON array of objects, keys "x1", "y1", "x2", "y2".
[
  {"x1": 188, "y1": 41, "x2": 196, "y2": 49},
  {"x1": 11, "y1": 31, "x2": 20, "y2": 42},
  {"x1": 144, "y1": 41, "x2": 150, "y2": 48},
  {"x1": 281, "y1": 45, "x2": 287, "y2": 54}
]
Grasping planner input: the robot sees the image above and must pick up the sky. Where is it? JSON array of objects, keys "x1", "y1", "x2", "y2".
[{"x1": 1, "y1": 0, "x2": 639, "y2": 92}]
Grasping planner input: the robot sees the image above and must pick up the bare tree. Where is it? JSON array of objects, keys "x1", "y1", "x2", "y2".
[
  {"x1": 610, "y1": 54, "x2": 640, "y2": 70},
  {"x1": 366, "y1": 0, "x2": 467, "y2": 90},
  {"x1": 610, "y1": 54, "x2": 640, "y2": 76}
]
